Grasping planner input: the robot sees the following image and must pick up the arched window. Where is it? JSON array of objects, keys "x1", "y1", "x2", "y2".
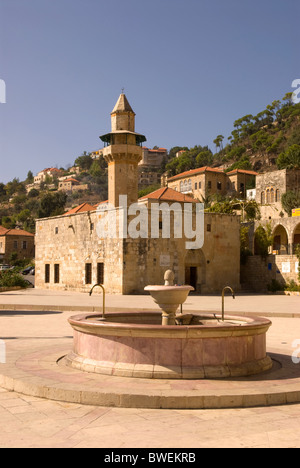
[
  {"x1": 261, "y1": 191, "x2": 266, "y2": 204},
  {"x1": 188, "y1": 179, "x2": 192, "y2": 191},
  {"x1": 270, "y1": 188, "x2": 275, "y2": 204},
  {"x1": 276, "y1": 189, "x2": 281, "y2": 203},
  {"x1": 266, "y1": 189, "x2": 271, "y2": 204},
  {"x1": 180, "y1": 181, "x2": 184, "y2": 192},
  {"x1": 184, "y1": 180, "x2": 188, "y2": 192}
]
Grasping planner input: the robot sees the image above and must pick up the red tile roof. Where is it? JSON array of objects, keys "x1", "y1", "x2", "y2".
[
  {"x1": 93, "y1": 200, "x2": 109, "y2": 209},
  {"x1": 42, "y1": 167, "x2": 62, "y2": 173},
  {"x1": 0, "y1": 226, "x2": 34, "y2": 237},
  {"x1": 226, "y1": 169, "x2": 258, "y2": 176},
  {"x1": 142, "y1": 147, "x2": 167, "y2": 152},
  {"x1": 62, "y1": 178, "x2": 79, "y2": 183},
  {"x1": 168, "y1": 166, "x2": 224, "y2": 182},
  {"x1": 63, "y1": 203, "x2": 95, "y2": 216},
  {"x1": 140, "y1": 187, "x2": 198, "y2": 203}
]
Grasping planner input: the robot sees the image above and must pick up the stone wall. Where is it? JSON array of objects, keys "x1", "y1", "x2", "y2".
[
  {"x1": 241, "y1": 254, "x2": 299, "y2": 292},
  {"x1": 35, "y1": 210, "x2": 124, "y2": 294},
  {"x1": 122, "y1": 210, "x2": 241, "y2": 295},
  {"x1": 35, "y1": 207, "x2": 241, "y2": 295}
]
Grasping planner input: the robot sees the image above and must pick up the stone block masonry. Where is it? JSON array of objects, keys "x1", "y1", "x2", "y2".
[{"x1": 35, "y1": 208, "x2": 241, "y2": 295}]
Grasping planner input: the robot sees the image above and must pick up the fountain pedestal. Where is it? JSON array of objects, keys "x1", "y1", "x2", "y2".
[{"x1": 144, "y1": 270, "x2": 194, "y2": 325}]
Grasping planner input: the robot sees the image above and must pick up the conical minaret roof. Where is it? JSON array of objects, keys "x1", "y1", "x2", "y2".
[{"x1": 112, "y1": 93, "x2": 135, "y2": 114}]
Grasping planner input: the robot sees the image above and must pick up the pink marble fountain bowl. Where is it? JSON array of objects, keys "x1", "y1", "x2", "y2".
[{"x1": 65, "y1": 311, "x2": 272, "y2": 379}]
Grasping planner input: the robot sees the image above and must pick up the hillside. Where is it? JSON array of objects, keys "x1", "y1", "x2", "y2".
[
  {"x1": 0, "y1": 154, "x2": 108, "y2": 233},
  {"x1": 166, "y1": 92, "x2": 300, "y2": 176}
]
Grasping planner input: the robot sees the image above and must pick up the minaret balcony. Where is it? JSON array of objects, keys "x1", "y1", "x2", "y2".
[{"x1": 103, "y1": 144, "x2": 143, "y2": 164}]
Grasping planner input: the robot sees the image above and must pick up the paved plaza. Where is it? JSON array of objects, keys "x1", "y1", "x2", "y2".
[{"x1": 0, "y1": 289, "x2": 300, "y2": 448}]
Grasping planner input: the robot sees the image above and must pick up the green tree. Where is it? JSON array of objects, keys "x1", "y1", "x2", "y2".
[
  {"x1": 213, "y1": 135, "x2": 224, "y2": 153},
  {"x1": 16, "y1": 209, "x2": 32, "y2": 224},
  {"x1": 254, "y1": 224, "x2": 273, "y2": 257},
  {"x1": 5, "y1": 178, "x2": 25, "y2": 196},
  {"x1": 240, "y1": 225, "x2": 252, "y2": 264},
  {"x1": 75, "y1": 152, "x2": 93, "y2": 170},
  {"x1": 89, "y1": 160, "x2": 104, "y2": 178},
  {"x1": 277, "y1": 144, "x2": 300, "y2": 169},
  {"x1": 196, "y1": 150, "x2": 213, "y2": 167},
  {"x1": 26, "y1": 171, "x2": 34, "y2": 184},
  {"x1": 281, "y1": 190, "x2": 300, "y2": 216},
  {"x1": 38, "y1": 192, "x2": 68, "y2": 218},
  {"x1": 28, "y1": 188, "x2": 40, "y2": 198},
  {"x1": 0, "y1": 183, "x2": 7, "y2": 200},
  {"x1": 1, "y1": 216, "x2": 14, "y2": 229}
]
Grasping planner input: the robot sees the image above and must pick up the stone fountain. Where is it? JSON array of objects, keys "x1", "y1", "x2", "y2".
[
  {"x1": 144, "y1": 270, "x2": 194, "y2": 325},
  {"x1": 65, "y1": 271, "x2": 272, "y2": 379}
]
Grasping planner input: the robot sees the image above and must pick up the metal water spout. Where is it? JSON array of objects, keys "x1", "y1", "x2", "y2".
[
  {"x1": 89, "y1": 284, "x2": 106, "y2": 319},
  {"x1": 222, "y1": 286, "x2": 235, "y2": 321}
]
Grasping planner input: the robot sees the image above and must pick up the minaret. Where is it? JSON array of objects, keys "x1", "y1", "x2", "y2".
[{"x1": 100, "y1": 93, "x2": 146, "y2": 207}]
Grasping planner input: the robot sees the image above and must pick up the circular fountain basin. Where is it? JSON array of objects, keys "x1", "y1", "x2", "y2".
[{"x1": 65, "y1": 311, "x2": 273, "y2": 379}]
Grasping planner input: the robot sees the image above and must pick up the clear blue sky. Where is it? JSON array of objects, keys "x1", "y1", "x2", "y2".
[{"x1": 0, "y1": 0, "x2": 299, "y2": 183}]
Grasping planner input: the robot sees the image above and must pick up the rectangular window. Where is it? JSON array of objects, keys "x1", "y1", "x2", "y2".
[
  {"x1": 22, "y1": 241, "x2": 27, "y2": 250},
  {"x1": 217, "y1": 182, "x2": 222, "y2": 190},
  {"x1": 13, "y1": 241, "x2": 18, "y2": 250},
  {"x1": 85, "y1": 263, "x2": 92, "y2": 285},
  {"x1": 54, "y1": 264, "x2": 60, "y2": 284},
  {"x1": 194, "y1": 182, "x2": 197, "y2": 189},
  {"x1": 45, "y1": 264, "x2": 50, "y2": 283},
  {"x1": 207, "y1": 181, "x2": 212, "y2": 190},
  {"x1": 97, "y1": 263, "x2": 104, "y2": 285}
]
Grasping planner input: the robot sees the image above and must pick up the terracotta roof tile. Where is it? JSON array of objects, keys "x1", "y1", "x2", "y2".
[
  {"x1": 0, "y1": 226, "x2": 34, "y2": 237},
  {"x1": 62, "y1": 178, "x2": 79, "y2": 183},
  {"x1": 63, "y1": 203, "x2": 95, "y2": 216},
  {"x1": 140, "y1": 187, "x2": 198, "y2": 203},
  {"x1": 168, "y1": 166, "x2": 224, "y2": 182},
  {"x1": 226, "y1": 169, "x2": 258, "y2": 176}
]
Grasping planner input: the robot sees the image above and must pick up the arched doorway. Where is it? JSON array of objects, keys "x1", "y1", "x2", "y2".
[
  {"x1": 293, "y1": 223, "x2": 300, "y2": 254},
  {"x1": 272, "y1": 225, "x2": 289, "y2": 255},
  {"x1": 184, "y1": 249, "x2": 206, "y2": 293}
]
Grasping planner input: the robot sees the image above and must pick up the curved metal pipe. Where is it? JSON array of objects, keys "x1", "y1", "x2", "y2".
[
  {"x1": 222, "y1": 286, "x2": 235, "y2": 321},
  {"x1": 89, "y1": 284, "x2": 106, "y2": 319}
]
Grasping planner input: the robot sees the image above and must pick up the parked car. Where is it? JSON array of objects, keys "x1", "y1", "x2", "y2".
[
  {"x1": 0, "y1": 265, "x2": 11, "y2": 272},
  {"x1": 22, "y1": 267, "x2": 35, "y2": 276}
]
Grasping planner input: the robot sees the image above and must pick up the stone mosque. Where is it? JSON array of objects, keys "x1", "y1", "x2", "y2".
[{"x1": 35, "y1": 94, "x2": 241, "y2": 294}]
